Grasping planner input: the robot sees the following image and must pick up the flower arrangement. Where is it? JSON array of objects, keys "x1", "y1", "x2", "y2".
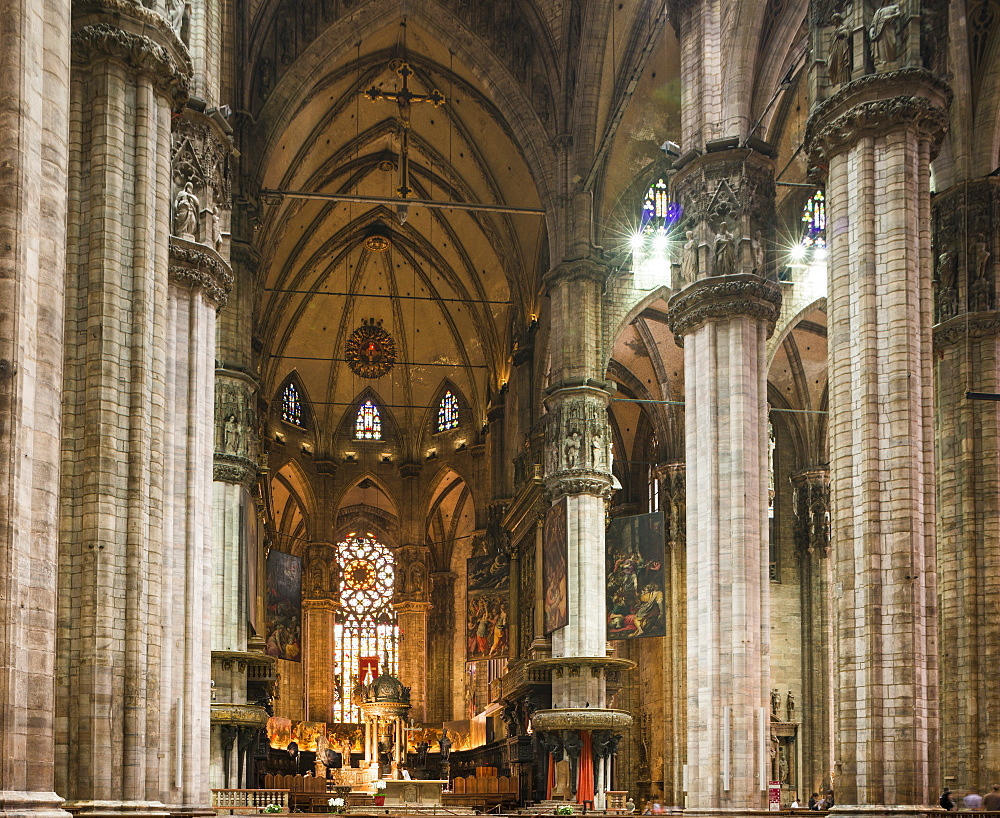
[
  {"x1": 555, "y1": 806, "x2": 575, "y2": 815},
  {"x1": 327, "y1": 797, "x2": 346, "y2": 814},
  {"x1": 263, "y1": 805, "x2": 283, "y2": 814},
  {"x1": 374, "y1": 780, "x2": 387, "y2": 791}
]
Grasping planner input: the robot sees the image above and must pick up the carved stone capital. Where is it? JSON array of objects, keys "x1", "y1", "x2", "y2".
[
  {"x1": 544, "y1": 473, "x2": 616, "y2": 502},
  {"x1": 169, "y1": 238, "x2": 234, "y2": 307},
  {"x1": 543, "y1": 386, "x2": 613, "y2": 483},
  {"x1": 71, "y1": 13, "x2": 191, "y2": 109},
  {"x1": 214, "y1": 453, "x2": 257, "y2": 485},
  {"x1": 933, "y1": 312, "x2": 1000, "y2": 348},
  {"x1": 790, "y1": 468, "x2": 831, "y2": 557},
  {"x1": 543, "y1": 257, "x2": 610, "y2": 290},
  {"x1": 666, "y1": 274, "x2": 782, "y2": 345},
  {"x1": 807, "y1": 68, "x2": 951, "y2": 176}
]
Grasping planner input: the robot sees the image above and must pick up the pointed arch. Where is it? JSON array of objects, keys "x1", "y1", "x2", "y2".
[
  {"x1": 268, "y1": 458, "x2": 316, "y2": 555},
  {"x1": 424, "y1": 379, "x2": 471, "y2": 437},
  {"x1": 336, "y1": 387, "x2": 401, "y2": 444}
]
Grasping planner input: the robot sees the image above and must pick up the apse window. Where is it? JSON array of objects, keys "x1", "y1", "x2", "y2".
[
  {"x1": 437, "y1": 391, "x2": 459, "y2": 432},
  {"x1": 332, "y1": 534, "x2": 398, "y2": 723},
  {"x1": 355, "y1": 400, "x2": 382, "y2": 440},
  {"x1": 281, "y1": 382, "x2": 305, "y2": 427}
]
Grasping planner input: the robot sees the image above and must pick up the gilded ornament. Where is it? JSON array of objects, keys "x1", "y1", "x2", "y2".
[{"x1": 345, "y1": 318, "x2": 397, "y2": 379}]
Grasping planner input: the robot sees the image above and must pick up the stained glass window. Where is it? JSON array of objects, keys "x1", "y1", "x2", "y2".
[
  {"x1": 355, "y1": 400, "x2": 382, "y2": 440},
  {"x1": 282, "y1": 382, "x2": 304, "y2": 426},
  {"x1": 640, "y1": 178, "x2": 676, "y2": 236},
  {"x1": 801, "y1": 190, "x2": 826, "y2": 250},
  {"x1": 332, "y1": 534, "x2": 398, "y2": 723},
  {"x1": 437, "y1": 391, "x2": 459, "y2": 432}
]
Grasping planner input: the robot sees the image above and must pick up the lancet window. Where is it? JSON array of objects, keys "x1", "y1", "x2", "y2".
[
  {"x1": 801, "y1": 190, "x2": 826, "y2": 250},
  {"x1": 437, "y1": 391, "x2": 459, "y2": 432},
  {"x1": 355, "y1": 400, "x2": 382, "y2": 440},
  {"x1": 282, "y1": 382, "x2": 304, "y2": 427}
]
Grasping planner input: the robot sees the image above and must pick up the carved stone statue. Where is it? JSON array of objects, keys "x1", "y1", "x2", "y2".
[
  {"x1": 564, "y1": 430, "x2": 581, "y2": 469},
  {"x1": 714, "y1": 222, "x2": 738, "y2": 276},
  {"x1": 936, "y1": 248, "x2": 958, "y2": 319},
  {"x1": 166, "y1": 0, "x2": 186, "y2": 35},
  {"x1": 224, "y1": 413, "x2": 240, "y2": 454},
  {"x1": 786, "y1": 690, "x2": 795, "y2": 722},
  {"x1": 771, "y1": 687, "x2": 781, "y2": 717},
  {"x1": 209, "y1": 205, "x2": 222, "y2": 251},
  {"x1": 751, "y1": 230, "x2": 765, "y2": 275},
  {"x1": 828, "y1": 13, "x2": 852, "y2": 85},
  {"x1": 438, "y1": 728, "x2": 452, "y2": 760},
  {"x1": 174, "y1": 182, "x2": 200, "y2": 239},
  {"x1": 970, "y1": 236, "x2": 993, "y2": 312},
  {"x1": 869, "y1": 1, "x2": 901, "y2": 66},
  {"x1": 681, "y1": 229, "x2": 698, "y2": 282},
  {"x1": 415, "y1": 740, "x2": 429, "y2": 767}
]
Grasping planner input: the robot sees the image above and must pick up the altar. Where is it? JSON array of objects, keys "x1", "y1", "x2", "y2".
[{"x1": 381, "y1": 780, "x2": 448, "y2": 807}]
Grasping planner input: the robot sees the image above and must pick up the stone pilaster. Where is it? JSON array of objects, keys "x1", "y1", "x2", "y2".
[
  {"x1": 790, "y1": 468, "x2": 833, "y2": 797},
  {"x1": 807, "y1": 68, "x2": 949, "y2": 809},
  {"x1": 667, "y1": 273, "x2": 780, "y2": 812},
  {"x1": 395, "y1": 543, "x2": 430, "y2": 722},
  {"x1": 932, "y1": 179, "x2": 1000, "y2": 795},
  {"x1": 0, "y1": 0, "x2": 71, "y2": 815},
  {"x1": 427, "y1": 571, "x2": 457, "y2": 722},
  {"x1": 302, "y1": 543, "x2": 339, "y2": 725},
  {"x1": 57, "y1": 3, "x2": 191, "y2": 815}
]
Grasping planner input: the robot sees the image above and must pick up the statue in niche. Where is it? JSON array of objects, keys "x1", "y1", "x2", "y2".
[
  {"x1": 166, "y1": 0, "x2": 187, "y2": 38},
  {"x1": 869, "y1": 0, "x2": 901, "y2": 65},
  {"x1": 751, "y1": 230, "x2": 766, "y2": 275},
  {"x1": 590, "y1": 428, "x2": 603, "y2": 469},
  {"x1": 714, "y1": 221, "x2": 738, "y2": 276},
  {"x1": 174, "y1": 182, "x2": 200, "y2": 239},
  {"x1": 564, "y1": 429, "x2": 581, "y2": 469},
  {"x1": 206, "y1": 205, "x2": 222, "y2": 251},
  {"x1": 828, "y1": 13, "x2": 852, "y2": 85},
  {"x1": 936, "y1": 248, "x2": 958, "y2": 319},
  {"x1": 771, "y1": 688, "x2": 781, "y2": 717},
  {"x1": 224, "y1": 413, "x2": 241, "y2": 454},
  {"x1": 786, "y1": 690, "x2": 795, "y2": 722},
  {"x1": 970, "y1": 235, "x2": 993, "y2": 312},
  {"x1": 681, "y1": 229, "x2": 698, "y2": 282}
]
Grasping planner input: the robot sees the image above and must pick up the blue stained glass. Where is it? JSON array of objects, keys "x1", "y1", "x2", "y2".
[
  {"x1": 438, "y1": 391, "x2": 459, "y2": 432},
  {"x1": 282, "y1": 382, "x2": 304, "y2": 426}
]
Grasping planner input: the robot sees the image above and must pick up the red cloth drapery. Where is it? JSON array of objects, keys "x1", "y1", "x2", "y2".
[
  {"x1": 546, "y1": 752, "x2": 555, "y2": 800},
  {"x1": 577, "y1": 732, "x2": 595, "y2": 805}
]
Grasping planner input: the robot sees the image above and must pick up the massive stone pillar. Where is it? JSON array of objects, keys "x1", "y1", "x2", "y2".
[
  {"x1": 532, "y1": 259, "x2": 632, "y2": 808},
  {"x1": 791, "y1": 468, "x2": 833, "y2": 796},
  {"x1": 932, "y1": 178, "x2": 1000, "y2": 794},
  {"x1": 426, "y1": 570, "x2": 456, "y2": 722},
  {"x1": 0, "y1": 0, "x2": 71, "y2": 816},
  {"x1": 807, "y1": 67, "x2": 949, "y2": 808},
  {"x1": 56, "y1": 3, "x2": 191, "y2": 815},
  {"x1": 666, "y1": 148, "x2": 781, "y2": 813},
  {"x1": 303, "y1": 543, "x2": 339, "y2": 725}
]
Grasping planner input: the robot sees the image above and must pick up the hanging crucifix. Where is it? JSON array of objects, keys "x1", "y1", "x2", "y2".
[{"x1": 364, "y1": 59, "x2": 445, "y2": 223}]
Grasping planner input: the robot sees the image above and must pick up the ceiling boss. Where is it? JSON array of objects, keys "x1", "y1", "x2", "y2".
[{"x1": 345, "y1": 318, "x2": 398, "y2": 379}]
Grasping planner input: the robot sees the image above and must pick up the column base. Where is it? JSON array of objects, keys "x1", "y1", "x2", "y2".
[
  {"x1": 0, "y1": 792, "x2": 72, "y2": 818},
  {"x1": 62, "y1": 802, "x2": 170, "y2": 818}
]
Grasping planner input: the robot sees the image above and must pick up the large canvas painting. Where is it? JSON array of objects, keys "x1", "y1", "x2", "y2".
[
  {"x1": 606, "y1": 511, "x2": 666, "y2": 640},
  {"x1": 466, "y1": 553, "x2": 509, "y2": 660},
  {"x1": 265, "y1": 549, "x2": 302, "y2": 661},
  {"x1": 543, "y1": 497, "x2": 568, "y2": 634}
]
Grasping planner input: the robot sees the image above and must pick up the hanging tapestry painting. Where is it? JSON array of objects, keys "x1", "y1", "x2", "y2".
[
  {"x1": 265, "y1": 549, "x2": 303, "y2": 661},
  {"x1": 606, "y1": 511, "x2": 666, "y2": 640},
  {"x1": 543, "y1": 497, "x2": 569, "y2": 634},
  {"x1": 466, "y1": 552, "x2": 510, "y2": 661}
]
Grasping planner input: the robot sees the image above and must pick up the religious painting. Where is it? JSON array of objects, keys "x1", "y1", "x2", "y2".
[
  {"x1": 466, "y1": 553, "x2": 509, "y2": 661},
  {"x1": 606, "y1": 511, "x2": 666, "y2": 640},
  {"x1": 265, "y1": 549, "x2": 302, "y2": 661},
  {"x1": 543, "y1": 497, "x2": 568, "y2": 634},
  {"x1": 267, "y1": 716, "x2": 293, "y2": 749},
  {"x1": 291, "y1": 720, "x2": 327, "y2": 752}
]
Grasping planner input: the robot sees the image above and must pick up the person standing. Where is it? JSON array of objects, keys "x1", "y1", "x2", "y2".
[
  {"x1": 941, "y1": 789, "x2": 955, "y2": 811},
  {"x1": 964, "y1": 790, "x2": 984, "y2": 811}
]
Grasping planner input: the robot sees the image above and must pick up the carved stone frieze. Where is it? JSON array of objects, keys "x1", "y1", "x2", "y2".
[
  {"x1": 532, "y1": 708, "x2": 633, "y2": 731},
  {"x1": 395, "y1": 545, "x2": 430, "y2": 602},
  {"x1": 932, "y1": 178, "x2": 1000, "y2": 324},
  {"x1": 169, "y1": 238, "x2": 234, "y2": 306},
  {"x1": 171, "y1": 113, "x2": 234, "y2": 251},
  {"x1": 791, "y1": 469, "x2": 831, "y2": 556},
  {"x1": 656, "y1": 462, "x2": 686, "y2": 547},
  {"x1": 71, "y1": 22, "x2": 190, "y2": 109},
  {"x1": 304, "y1": 543, "x2": 340, "y2": 600},
  {"x1": 933, "y1": 312, "x2": 1000, "y2": 348},
  {"x1": 214, "y1": 454, "x2": 258, "y2": 485},
  {"x1": 806, "y1": 69, "x2": 951, "y2": 176},
  {"x1": 666, "y1": 274, "x2": 782, "y2": 345},
  {"x1": 210, "y1": 702, "x2": 270, "y2": 727}
]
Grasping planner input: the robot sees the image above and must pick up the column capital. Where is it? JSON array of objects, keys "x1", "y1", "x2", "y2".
[
  {"x1": 542, "y1": 387, "x2": 615, "y2": 500},
  {"x1": 169, "y1": 238, "x2": 234, "y2": 307},
  {"x1": 542, "y1": 257, "x2": 609, "y2": 291},
  {"x1": 792, "y1": 467, "x2": 831, "y2": 559},
  {"x1": 71, "y1": 1, "x2": 192, "y2": 110},
  {"x1": 807, "y1": 68, "x2": 951, "y2": 177},
  {"x1": 666, "y1": 273, "x2": 782, "y2": 344}
]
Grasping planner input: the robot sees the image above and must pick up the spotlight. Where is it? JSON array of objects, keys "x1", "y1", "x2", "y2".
[
  {"x1": 630, "y1": 232, "x2": 645, "y2": 252},
  {"x1": 790, "y1": 242, "x2": 806, "y2": 262},
  {"x1": 652, "y1": 232, "x2": 668, "y2": 253},
  {"x1": 814, "y1": 245, "x2": 828, "y2": 261}
]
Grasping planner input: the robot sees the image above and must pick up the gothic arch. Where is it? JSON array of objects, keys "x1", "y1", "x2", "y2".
[
  {"x1": 422, "y1": 378, "x2": 471, "y2": 440},
  {"x1": 274, "y1": 370, "x2": 314, "y2": 431},
  {"x1": 336, "y1": 386, "x2": 402, "y2": 445},
  {"x1": 268, "y1": 458, "x2": 317, "y2": 555}
]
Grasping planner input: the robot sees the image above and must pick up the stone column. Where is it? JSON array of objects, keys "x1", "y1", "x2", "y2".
[
  {"x1": 932, "y1": 178, "x2": 1000, "y2": 794},
  {"x1": 303, "y1": 542, "x2": 339, "y2": 725},
  {"x1": 0, "y1": 0, "x2": 71, "y2": 816},
  {"x1": 427, "y1": 571, "x2": 457, "y2": 722},
  {"x1": 658, "y1": 463, "x2": 686, "y2": 807},
  {"x1": 57, "y1": 3, "x2": 191, "y2": 816},
  {"x1": 807, "y1": 68, "x2": 949, "y2": 808},
  {"x1": 791, "y1": 469, "x2": 833, "y2": 796},
  {"x1": 666, "y1": 269, "x2": 781, "y2": 812}
]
